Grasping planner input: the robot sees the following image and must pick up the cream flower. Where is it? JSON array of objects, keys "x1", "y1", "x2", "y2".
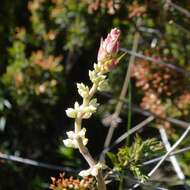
[
  {"x1": 63, "y1": 128, "x2": 88, "y2": 148},
  {"x1": 79, "y1": 163, "x2": 104, "y2": 177}
]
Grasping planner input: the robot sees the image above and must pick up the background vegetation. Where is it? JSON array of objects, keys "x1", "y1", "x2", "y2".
[{"x1": 1, "y1": 0, "x2": 190, "y2": 189}]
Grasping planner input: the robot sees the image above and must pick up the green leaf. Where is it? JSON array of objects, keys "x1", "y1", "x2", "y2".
[{"x1": 106, "y1": 152, "x2": 118, "y2": 165}]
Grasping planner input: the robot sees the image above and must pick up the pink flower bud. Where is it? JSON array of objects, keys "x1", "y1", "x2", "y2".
[{"x1": 97, "y1": 28, "x2": 120, "y2": 64}]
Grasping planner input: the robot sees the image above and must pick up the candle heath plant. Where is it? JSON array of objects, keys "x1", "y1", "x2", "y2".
[{"x1": 63, "y1": 28, "x2": 122, "y2": 190}]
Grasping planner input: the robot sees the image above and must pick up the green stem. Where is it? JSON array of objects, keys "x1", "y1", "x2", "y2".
[
  {"x1": 118, "y1": 171, "x2": 124, "y2": 190},
  {"x1": 126, "y1": 80, "x2": 132, "y2": 145}
]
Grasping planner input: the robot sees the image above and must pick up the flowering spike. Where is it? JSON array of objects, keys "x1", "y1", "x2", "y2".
[{"x1": 63, "y1": 28, "x2": 122, "y2": 190}]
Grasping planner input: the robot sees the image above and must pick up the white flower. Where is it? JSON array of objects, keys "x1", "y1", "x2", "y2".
[
  {"x1": 94, "y1": 75, "x2": 106, "y2": 85},
  {"x1": 89, "y1": 69, "x2": 106, "y2": 85},
  {"x1": 63, "y1": 128, "x2": 88, "y2": 149},
  {"x1": 65, "y1": 108, "x2": 77, "y2": 118},
  {"x1": 89, "y1": 70, "x2": 97, "y2": 83},
  {"x1": 89, "y1": 98, "x2": 99, "y2": 108},
  {"x1": 66, "y1": 98, "x2": 99, "y2": 120},
  {"x1": 66, "y1": 131, "x2": 76, "y2": 139},
  {"x1": 91, "y1": 166, "x2": 99, "y2": 176},
  {"x1": 78, "y1": 128, "x2": 86, "y2": 137},
  {"x1": 81, "y1": 99, "x2": 99, "y2": 119},
  {"x1": 65, "y1": 102, "x2": 82, "y2": 118},
  {"x1": 63, "y1": 139, "x2": 77, "y2": 148},
  {"x1": 93, "y1": 63, "x2": 102, "y2": 73},
  {"x1": 74, "y1": 101, "x2": 80, "y2": 110},
  {"x1": 97, "y1": 79, "x2": 109, "y2": 91},
  {"x1": 79, "y1": 168, "x2": 91, "y2": 177},
  {"x1": 77, "y1": 83, "x2": 89, "y2": 98},
  {"x1": 79, "y1": 163, "x2": 104, "y2": 177}
]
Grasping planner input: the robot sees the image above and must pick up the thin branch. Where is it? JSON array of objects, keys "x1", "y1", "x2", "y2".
[
  {"x1": 130, "y1": 104, "x2": 189, "y2": 128},
  {"x1": 148, "y1": 125, "x2": 190, "y2": 177},
  {"x1": 120, "y1": 48, "x2": 190, "y2": 77},
  {"x1": 159, "y1": 127, "x2": 185, "y2": 180},
  {"x1": 100, "y1": 92, "x2": 190, "y2": 129},
  {"x1": 166, "y1": 0, "x2": 190, "y2": 18},
  {"x1": 100, "y1": 116, "x2": 154, "y2": 159},
  {"x1": 143, "y1": 146, "x2": 190, "y2": 166},
  {"x1": 105, "y1": 168, "x2": 169, "y2": 190},
  {"x1": 138, "y1": 26, "x2": 162, "y2": 37},
  {"x1": 0, "y1": 152, "x2": 76, "y2": 173},
  {"x1": 114, "y1": 170, "x2": 170, "y2": 190},
  {"x1": 114, "y1": 116, "x2": 154, "y2": 147}
]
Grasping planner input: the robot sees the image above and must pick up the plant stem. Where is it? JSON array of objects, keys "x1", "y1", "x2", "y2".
[
  {"x1": 77, "y1": 136, "x2": 106, "y2": 190},
  {"x1": 74, "y1": 83, "x2": 107, "y2": 190},
  {"x1": 159, "y1": 127, "x2": 185, "y2": 180},
  {"x1": 118, "y1": 171, "x2": 124, "y2": 190},
  {"x1": 148, "y1": 125, "x2": 190, "y2": 177},
  {"x1": 126, "y1": 80, "x2": 132, "y2": 145}
]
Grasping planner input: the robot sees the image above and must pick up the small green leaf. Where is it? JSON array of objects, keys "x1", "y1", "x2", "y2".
[{"x1": 106, "y1": 152, "x2": 118, "y2": 165}]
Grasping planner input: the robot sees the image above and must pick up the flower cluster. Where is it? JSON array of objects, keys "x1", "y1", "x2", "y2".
[
  {"x1": 66, "y1": 100, "x2": 99, "y2": 120},
  {"x1": 79, "y1": 163, "x2": 105, "y2": 177},
  {"x1": 63, "y1": 28, "x2": 121, "y2": 150},
  {"x1": 63, "y1": 128, "x2": 88, "y2": 148},
  {"x1": 50, "y1": 173, "x2": 96, "y2": 190},
  {"x1": 63, "y1": 28, "x2": 121, "y2": 181}
]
